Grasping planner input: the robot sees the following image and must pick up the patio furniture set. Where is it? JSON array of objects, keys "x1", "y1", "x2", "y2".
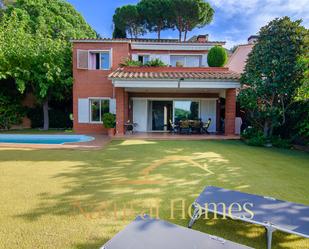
[
  {"x1": 101, "y1": 186, "x2": 309, "y2": 249},
  {"x1": 124, "y1": 118, "x2": 212, "y2": 134},
  {"x1": 170, "y1": 118, "x2": 212, "y2": 134}
]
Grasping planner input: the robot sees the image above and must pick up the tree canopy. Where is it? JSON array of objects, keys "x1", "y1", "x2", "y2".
[
  {"x1": 137, "y1": 0, "x2": 174, "y2": 39},
  {"x1": 113, "y1": 5, "x2": 145, "y2": 38},
  {"x1": 112, "y1": 26, "x2": 127, "y2": 39},
  {"x1": 0, "y1": 0, "x2": 97, "y2": 129},
  {"x1": 112, "y1": 0, "x2": 214, "y2": 41},
  {"x1": 239, "y1": 17, "x2": 308, "y2": 140},
  {"x1": 171, "y1": 0, "x2": 214, "y2": 41}
]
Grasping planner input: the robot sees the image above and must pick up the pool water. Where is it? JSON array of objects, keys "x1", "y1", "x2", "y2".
[{"x1": 0, "y1": 134, "x2": 94, "y2": 145}]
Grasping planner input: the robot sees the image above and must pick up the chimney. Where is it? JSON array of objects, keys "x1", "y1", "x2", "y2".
[
  {"x1": 248, "y1": 35, "x2": 258, "y2": 44},
  {"x1": 197, "y1": 34, "x2": 208, "y2": 43}
]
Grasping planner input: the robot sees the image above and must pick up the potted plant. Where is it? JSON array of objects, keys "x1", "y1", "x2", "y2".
[{"x1": 102, "y1": 113, "x2": 116, "y2": 136}]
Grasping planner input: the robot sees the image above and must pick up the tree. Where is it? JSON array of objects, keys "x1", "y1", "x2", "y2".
[
  {"x1": 207, "y1": 46, "x2": 228, "y2": 67},
  {"x1": 171, "y1": 0, "x2": 214, "y2": 41},
  {"x1": 137, "y1": 0, "x2": 173, "y2": 39},
  {"x1": 239, "y1": 17, "x2": 308, "y2": 139},
  {"x1": 0, "y1": 0, "x2": 14, "y2": 9},
  {"x1": 0, "y1": 0, "x2": 97, "y2": 130},
  {"x1": 295, "y1": 55, "x2": 309, "y2": 101},
  {"x1": 113, "y1": 26, "x2": 127, "y2": 39},
  {"x1": 0, "y1": 79, "x2": 24, "y2": 129},
  {"x1": 113, "y1": 5, "x2": 145, "y2": 38}
]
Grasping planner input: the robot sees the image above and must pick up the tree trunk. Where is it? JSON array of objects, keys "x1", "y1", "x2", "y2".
[
  {"x1": 263, "y1": 119, "x2": 272, "y2": 138},
  {"x1": 263, "y1": 120, "x2": 269, "y2": 138},
  {"x1": 158, "y1": 29, "x2": 161, "y2": 40},
  {"x1": 184, "y1": 30, "x2": 188, "y2": 41},
  {"x1": 43, "y1": 99, "x2": 49, "y2": 130},
  {"x1": 178, "y1": 30, "x2": 182, "y2": 42}
]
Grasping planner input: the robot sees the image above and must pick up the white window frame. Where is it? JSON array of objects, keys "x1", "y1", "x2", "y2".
[
  {"x1": 88, "y1": 97, "x2": 111, "y2": 123},
  {"x1": 170, "y1": 54, "x2": 203, "y2": 67},
  {"x1": 88, "y1": 49, "x2": 112, "y2": 70},
  {"x1": 137, "y1": 54, "x2": 150, "y2": 65}
]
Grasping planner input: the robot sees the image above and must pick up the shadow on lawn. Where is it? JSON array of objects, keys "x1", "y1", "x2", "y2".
[{"x1": 1, "y1": 140, "x2": 307, "y2": 249}]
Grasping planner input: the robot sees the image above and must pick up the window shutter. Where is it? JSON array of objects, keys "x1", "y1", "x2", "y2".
[
  {"x1": 77, "y1": 50, "x2": 88, "y2": 69},
  {"x1": 109, "y1": 98, "x2": 116, "y2": 114},
  {"x1": 78, "y1": 98, "x2": 89, "y2": 123}
]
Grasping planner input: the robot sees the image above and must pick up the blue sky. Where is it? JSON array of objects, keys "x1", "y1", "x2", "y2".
[{"x1": 67, "y1": 0, "x2": 309, "y2": 48}]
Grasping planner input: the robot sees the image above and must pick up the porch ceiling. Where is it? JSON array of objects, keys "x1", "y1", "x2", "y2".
[
  {"x1": 125, "y1": 87, "x2": 223, "y2": 93},
  {"x1": 112, "y1": 79, "x2": 240, "y2": 89}
]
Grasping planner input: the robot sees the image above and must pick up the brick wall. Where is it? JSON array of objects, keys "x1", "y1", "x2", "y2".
[
  {"x1": 225, "y1": 89, "x2": 236, "y2": 135},
  {"x1": 72, "y1": 42, "x2": 130, "y2": 133},
  {"x1": 115, "y1": 87, "x2": 128, "y2": 135}
]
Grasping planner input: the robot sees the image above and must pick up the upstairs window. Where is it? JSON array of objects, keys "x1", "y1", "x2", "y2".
[
  {"x1": 77, "y1": 50, "x2": 111, "y2": 70},
  {"x1": 138, "y1": 55, "x2": 150, "y2": 65},
  {"x1": 170, "y1": 55, "x2": 202, "y2": 67},
  {"x1": 89, "y1": 51, "x2": 111, "y2": 70}
]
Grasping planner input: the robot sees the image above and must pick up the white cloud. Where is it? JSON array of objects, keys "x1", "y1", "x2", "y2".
[
  {"x1": 209, "y1": 0, "x2": 259, "y2": 15},
  {"x1": 207, "y1": 0, "x2": 309, "y2": 48}
]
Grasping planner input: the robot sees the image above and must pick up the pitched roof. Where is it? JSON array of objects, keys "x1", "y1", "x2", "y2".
[
  {"x1": 227, "y1": 44, "x2": 253, "y2": 74},
  {"x1": 109, "y1": 67, "x2": 240, "y2": 81}
]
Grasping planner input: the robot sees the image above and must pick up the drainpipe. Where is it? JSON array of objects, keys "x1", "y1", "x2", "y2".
[{"x1": 178, "y1": 77, "x2": 184, "y2": 88}]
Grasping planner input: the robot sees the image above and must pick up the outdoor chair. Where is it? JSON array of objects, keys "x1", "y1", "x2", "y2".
[
  {"x1": 124, "y1": 120, "x2": 137, "y2": 134},
  {"x1": 188, "y1": 186, "x2": 309, "y2": 249},
  {"x1": 169, "y1": 119, "x2": 179, "y2": 133},
  {"x1": 100, "y1": 215, "x2": 253, "y2": 249},
  {"x1": 202, "y1": 118, "x2": 211, "y2": 134}
]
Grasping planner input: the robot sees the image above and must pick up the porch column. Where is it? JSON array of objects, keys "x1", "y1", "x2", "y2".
[
  {"x1": 225, "y1": 89, "x2": 236, "y2": 136},
  {"x1": 216, "y1": 99, "x2": 221, "y2": 133},
  {"x1": 115, "y1": 87, "x2": 128, "y2": 135}
]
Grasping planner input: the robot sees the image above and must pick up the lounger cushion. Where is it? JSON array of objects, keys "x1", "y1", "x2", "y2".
[
  {"x1": 194, "y1": 186, "x2": 309, "y2": 238},
  {"x1": 101, "y1": 215, "x2": 253, "y2": 249}
]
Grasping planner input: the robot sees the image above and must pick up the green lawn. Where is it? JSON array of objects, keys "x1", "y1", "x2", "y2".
[{"x1": 0, "y1": 140, "x2": 308, "y2": 249}]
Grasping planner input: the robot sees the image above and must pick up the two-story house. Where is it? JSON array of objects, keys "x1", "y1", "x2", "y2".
[{"x1": 71, "y1": 35, "x2": 240, "y2": 135}]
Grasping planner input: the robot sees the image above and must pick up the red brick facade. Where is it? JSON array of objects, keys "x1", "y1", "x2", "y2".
[
  {"x1": 72, "y1": 42, "x2": 130, "y2": 133},
  {"x1": 115, "y1": 87, "x2": 130, "y2": 135},
  {"x1": 72, "y1": 40, "x2": 238, "y2": 135},
  {"x1": 225, "y1": 89, "x2": 236, "y2": 135}
]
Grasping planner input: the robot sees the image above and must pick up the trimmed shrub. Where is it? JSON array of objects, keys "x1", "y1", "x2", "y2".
[
  {"x1": 102, "y1": 113, "x2": 116, "y2": 128},
  {"x1": 207, "y1": 46, "x2": 228, "y2": 67}
]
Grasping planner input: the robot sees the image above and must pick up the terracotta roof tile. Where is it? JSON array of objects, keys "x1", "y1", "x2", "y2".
[
  {"x1": 109, "y1": 67, "x2": 240, "y2": 81},
  {"x1": 71, "y1": 37, "x2": 225, "y2": 45}
]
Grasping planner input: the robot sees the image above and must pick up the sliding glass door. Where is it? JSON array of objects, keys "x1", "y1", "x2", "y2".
[
  {"x1": 151, "y1": 101, "x2": 173, "y2": 131},
  {"x1": 148, "y1": 100, "x2": 200, "y2": 131},
  {"x1": 174, "y1": 100, "x2": 199, "y2": 122}
]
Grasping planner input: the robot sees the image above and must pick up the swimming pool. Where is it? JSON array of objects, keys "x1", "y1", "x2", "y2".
[{"x1": 0, "y1": 134, "x2": 94, "y2": 145}]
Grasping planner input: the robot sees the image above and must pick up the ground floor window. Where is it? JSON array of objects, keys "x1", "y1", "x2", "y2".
[
  {"x1": 174, "y1": 100, "x2": 199, "y2": 122},
  {"x1": 90, "y1": 99, "x2": 110, "y2": 122}
]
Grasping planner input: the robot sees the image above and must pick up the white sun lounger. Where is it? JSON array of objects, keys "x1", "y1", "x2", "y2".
[
  {"x1": 188, "y1": 186, "x2": 309, "y2": 249},
  {"x1": 100, "y1": 215, "x2": 253, "y2": 249}
]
